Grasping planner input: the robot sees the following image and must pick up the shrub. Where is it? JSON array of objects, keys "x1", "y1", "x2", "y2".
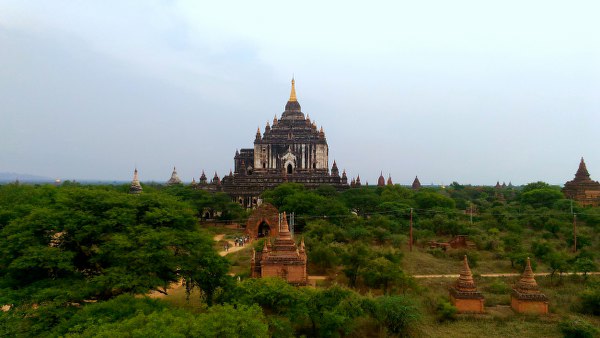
[
  {"x1": 427, "y1": 248, "x2": 446, "y2": 258},
  {"x1": 436, "y1": 300, "x2": 457, "y2": 322},
  {"x1": 558, "y1": 318, "x2": 598, "y2": 338},
  {"x1": 486, "y1": 280, "x2": 510, "y2": 295},
  {"x1": 579, "y1": 286, "x2": 600, "y2": 316}
]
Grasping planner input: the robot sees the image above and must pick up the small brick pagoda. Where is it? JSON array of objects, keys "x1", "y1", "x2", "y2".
[
  {"x1": 563, "y1": 157, "x2": 600, "y2": 206},
  {"x1": 511, "y1": 257, "x2": 549, "y2": 314},
  {"x1": 449, "y1": 255, "x2": 484, "y2": 313},
  {"x1": 251, "y1": 212, "x2": 308, "y2": 285}
]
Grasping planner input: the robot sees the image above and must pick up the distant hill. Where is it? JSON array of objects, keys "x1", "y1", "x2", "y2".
[{"x1": 0, "y1": 172, "x2": 55, "y2": 183}]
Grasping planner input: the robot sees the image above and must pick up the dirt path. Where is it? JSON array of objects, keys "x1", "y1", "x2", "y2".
[
  {"x1": 214, "y1": 234, "x2": 249, "y2": 256},
  {"x1": 413, "y1": 272, "x2": 600, "y2": 279}
]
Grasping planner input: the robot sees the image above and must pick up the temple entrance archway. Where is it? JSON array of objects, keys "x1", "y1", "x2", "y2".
[
  {"x1": 245, "y1": 203, "x2": 280, "y2": 239},
  {"x1": 287, "y1": 164, "x2": 293, "y2": 174},
  {"x1": 258, "y1": 221, "x2": 270, "y2": 237}
]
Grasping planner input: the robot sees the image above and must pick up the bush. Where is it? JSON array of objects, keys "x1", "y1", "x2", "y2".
[
  {"x1": 579, "y1": 286, "x2": 600, "y2": 316},
  {"x1": 370, "y1": 295, "x2": 420, "y2": 337},
  {"x1": 486, "y1": 279, "x2": 510, "y2": 295},
  {"x1": 559, "y1": 318, "x2": 598, "y2": 338},
  {"x1": 427, "y1": 248, "x2": 446, "y2": 258},
  {"x1": 436, "y1": 300, "x2": 457, "y2": 322}
]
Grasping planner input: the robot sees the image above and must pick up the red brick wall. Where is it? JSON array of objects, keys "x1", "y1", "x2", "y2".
[
  {"x1": 450, "y1": 296, "x2": 484, "y2": 313},
  {"x1": 511, "y1": 297, "x2": 548, "y2": 314},
  {"x1": 262, "y1": 264, "x2": 306, "y2": 284}
]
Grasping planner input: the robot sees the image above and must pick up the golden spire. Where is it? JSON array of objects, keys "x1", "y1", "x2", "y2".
[{"x1": 289, "y1": 77, "x2": 297, "y2": 102}]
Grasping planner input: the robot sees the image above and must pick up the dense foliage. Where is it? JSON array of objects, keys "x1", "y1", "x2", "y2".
[{"x1": 1, "y1": 180, "x2": 599, "y2": 337}]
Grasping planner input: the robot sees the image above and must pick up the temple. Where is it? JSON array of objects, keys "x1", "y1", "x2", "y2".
[
  {"x1": 511, "y1": 257, "x2": 549, "y2": 314},
  {"x1": 377, "y1": 172, "x2": 393, "y2": 187},
  {"x1": 251, "y1": 212, "x2": 308, "y2": 285},
  {"x1": 377, "y1": 172, "x2": 385, "y2": 187},
  {"x1": 166, "y1": 167, "x2": 182, "y2": 186},
  {"x1": 449, "y1": 255, "x2": 484, "y2": 313},
  {"x1": 214, "y1": 79, "x2": 348, "y2": 208},
  {"x1": 129, "y1": 168, "x2": 142, "y2": 194},
  {"x1": 412, "y1": 176, "x2": 421, "y2": 190},
  {"x1": 563, "y1": 157, "x2": 600, "y2": 206}
]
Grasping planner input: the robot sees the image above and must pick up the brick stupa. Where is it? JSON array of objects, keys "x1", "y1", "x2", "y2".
[
  {"x1": 412, "y1": 176, "x2": 421, "y2": 190},
  {"x1": 511, "y1": 257, "x2": 548, "y2": 314},
  {"x1": 449, "y1": 255, "x2": 484, "y2": 313},
  {"x1": 251, "y1": 212, "x2": 308, "y2": 285}
]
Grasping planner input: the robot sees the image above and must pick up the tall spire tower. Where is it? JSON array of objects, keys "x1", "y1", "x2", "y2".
[
  {"x1": 289, "y1": 77, "x2": 297, "y2": 101},
  {"x1": 129, "y1": 168, "x2": 142, "y2": 194},
  {"x1": 283, "y1": 78, "x2": 302, "y2": 116}
]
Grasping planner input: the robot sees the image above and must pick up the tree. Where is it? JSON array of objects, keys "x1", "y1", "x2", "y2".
[
  {"x1": 574, "y1": 258, "x2": 597, "y2": 280},
  {"x1": 361, "y1": 257, "x2": 413, "y2": 294},
  {"x1": 520, "y1": 188, "x2": 564, "y2": 208},
  {"x1": 301, "y1": 285, "x2": 366, "y2": 337},
  {"x1": 545, "y1": 251, "x2": 569, "y2": 281},
  {"x1": 340, "y1": 188, "x2": 381, "y2": 216},
  {"x1": 0, "y1": 186, "x2": 230, "y2": 304},
  {"x1": 368, "y1": 295, "x2": 420, "y2": 337},
  {"x1": 521, "y1": 181, "x2": 551, "y2": 193},
  {"x1": 341, "y1": 243, "x2": 371, "y2": 287},
  {"x1": 415, "y1": 191, "x2": 455, "y2": 209}
]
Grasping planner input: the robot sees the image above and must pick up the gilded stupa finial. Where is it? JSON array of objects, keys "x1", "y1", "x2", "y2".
[{"x1": 289, "y1": 77, "x2": 297, "y2": 102}]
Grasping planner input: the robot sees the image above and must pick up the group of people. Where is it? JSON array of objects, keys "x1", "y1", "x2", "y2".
[
  {"x1": 223, "y1": 235, "x2": 251, "y2": 253},
  {"x1": 234, "y1": 235, "x2": 250, "y2": 247}
]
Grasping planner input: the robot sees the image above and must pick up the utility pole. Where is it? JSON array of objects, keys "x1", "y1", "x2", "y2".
[
  {"x1": 573, "y1": 213, "x2": 577, "y2": 253},
  {"x1": 409, "y1": 208, "x2": 413, "y2": 252},
  {"x1": 570, "y1": 199, "x2": 573, "y2": 215},
  {"x1": 290, "y1": 212, "x2": 295, "y2": 237}
]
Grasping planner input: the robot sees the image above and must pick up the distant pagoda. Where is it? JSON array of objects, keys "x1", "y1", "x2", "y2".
[
  {"x1": 563, "y1": 157, "x2": 600, "y2": 206},
  {"x1": 511, "y1": 257, "x2": 548, "y2": 314},
  {"x1": 129, "y1": 168, "x2": 142, "y2": 194},
  {"x1": 412, "y1": 176, "x2": 421, "y2": 190},
  {"x1": 377, "y1": 172, "x2": 385, "y2": 187},
  {"x1": 166, "y1": 167, "x2": 182, "y2": 185},
  {"x1": 449, "y1": 255, "x2": 484, "y2": 313}
]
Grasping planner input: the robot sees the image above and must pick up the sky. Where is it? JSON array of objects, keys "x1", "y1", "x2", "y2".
[{"x1": 1, "y1": 0, "x2": 599, "y2": 185}]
